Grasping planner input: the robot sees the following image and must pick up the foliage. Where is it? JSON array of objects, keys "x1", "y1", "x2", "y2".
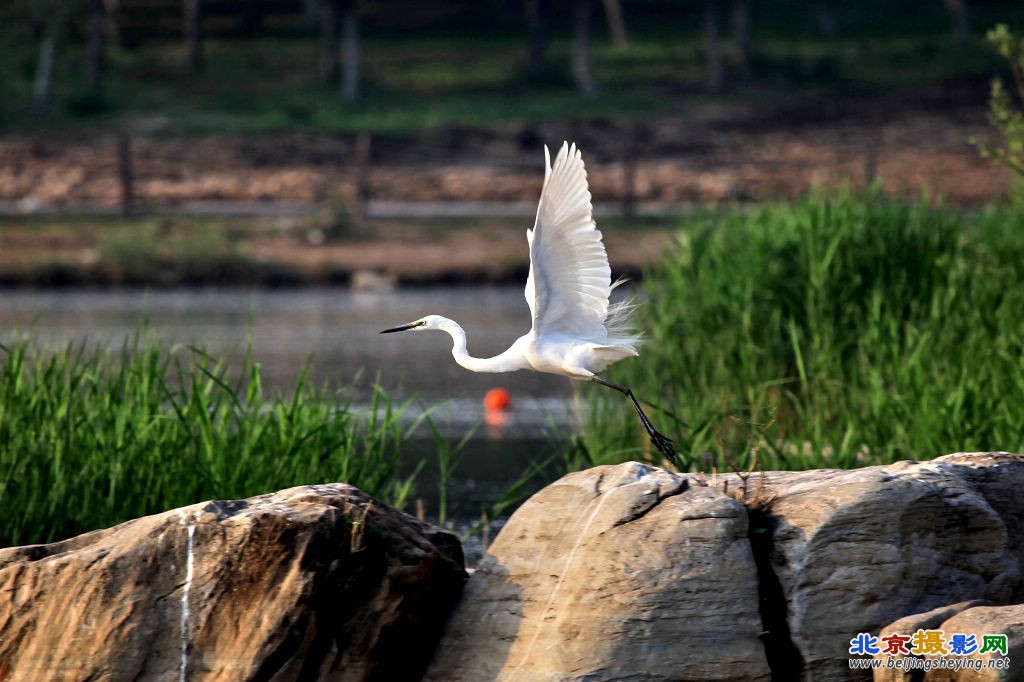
[
  {"x1": 584, "y1": 192, "x2": 1024, "y2": 472},
  {"x1": 0, "y1": 3, "x2": 1016, "y2": 134},
  {"x1": 978, "y1": 24, "x2": 1024, "y2": 179},
  {"x1": 0, "y1": 336, "x2": 424, "y2": 547}
]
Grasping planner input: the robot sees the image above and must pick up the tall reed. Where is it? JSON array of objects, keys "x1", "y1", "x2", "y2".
[
  {"x1": 585, "y1": 191, "x2": 1024, "y2": 470},
  {"x1": 0, "y1": 337, "x2": 420, "y2": 547}
]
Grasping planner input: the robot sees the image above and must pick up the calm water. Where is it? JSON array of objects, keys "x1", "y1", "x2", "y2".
[
  {"x1": 0, "y1": 287, "x2": 575, "y2": 404},
  {"x1": 0, "y1": 287, "x2": 589, "y2": 534}
]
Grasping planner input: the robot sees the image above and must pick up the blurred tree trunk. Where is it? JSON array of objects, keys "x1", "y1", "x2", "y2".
[
  {"x1": 29, "y1": 15, "x2": 59, "y2": 116},
  {"x1": 301, "y1": 0, "x2": 319, "y2": 34},
  {"x1": 601, "y1": 0, "x2": 629, "y2": 49},
  {"x1": 321, "y1": 0, "x2": 360, "y2": 101},
  {"x1": 524, "y1": 0, "x2": 549, "y2": 77},
  {"x1": 815, "y1": 0, "x2": 837, "y2": 37},
  {"x1": 340, "y1": 0, "x2": 360, "y2": 102},
  {"x1": 320, "y1": 0, "x2": 340, "y2": 82},
  {"x1": 184, "y1": 0, "x2": 203, "y2": 74},
  {"x1": 86, "y1": 0, "x2": 106, "y2": 94},
  {"x1": 102, "y1": 0, "x2": 122, "y2": 47},
  {"x1": 731, "y1": 0, "x2": 750, "y2": 80},
  {"x1": 704, "y1": 0, "x2": 723, "y2": 92},
  {"x1": 238, "y1": 0, "x2": 263, "y2": 36},
  {"x1": 572, "y1": 0, "x2": 597, "y2": 96},
  {"x1": 943, "y1": 0, "x2": 970, "y2": 44},
  {"x1": 118, "y1": 132, "x2": 135, "y2": 216}
]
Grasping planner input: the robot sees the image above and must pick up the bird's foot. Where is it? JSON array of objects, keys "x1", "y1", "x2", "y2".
[{"x1": 648, "y1": 429, "x2": 677, "y2": 468}]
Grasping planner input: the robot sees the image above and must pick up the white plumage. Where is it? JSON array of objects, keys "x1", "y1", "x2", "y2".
[{"x1": 381, "y1": 142, "x2": 675, "y2": 464}]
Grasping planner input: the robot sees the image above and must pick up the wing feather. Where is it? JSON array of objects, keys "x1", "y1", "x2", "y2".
[{"x1": 525, "y1": 142, "x2": 614, "y2": 341}]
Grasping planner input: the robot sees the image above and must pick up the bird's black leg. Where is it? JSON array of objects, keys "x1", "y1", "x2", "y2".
[{"x1": 592, "y1": 376, "x2": 676, "y2": 466}]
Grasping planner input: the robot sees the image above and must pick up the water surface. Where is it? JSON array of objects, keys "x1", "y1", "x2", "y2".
[{"x1": 1, "y1": 286, "x2": 576, "y2": 405}]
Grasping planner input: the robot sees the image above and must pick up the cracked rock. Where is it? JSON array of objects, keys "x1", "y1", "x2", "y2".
[
  {"x1": 425, "y1": 462, "x2": 771, "y2": 681},
  {"x1": 428, "y1": 453, "x2": 1024, "y2": 682},
  {"x1": 721, "y1": 453, "x2": 1024, "y2": 681}
]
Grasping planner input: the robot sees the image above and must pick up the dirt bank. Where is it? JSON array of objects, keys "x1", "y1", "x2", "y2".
[
  {"x1": 0, "y1": 83, "x2": 1014, "y2": 287},
  {"x1": 0, "y1": 83, "x2": 1012, "y2": 212}
]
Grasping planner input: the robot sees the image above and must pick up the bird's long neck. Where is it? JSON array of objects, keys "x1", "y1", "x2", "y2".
[{"x1": 437, "y1": 318, "x2": 527, "y2": 374}]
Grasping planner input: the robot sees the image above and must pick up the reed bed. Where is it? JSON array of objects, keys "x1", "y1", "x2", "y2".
[
  {"x1": 0, "y1": 338, "x2": 420, "y2": 547},
  {"x1": 585, "y1": 191, "x2": 1024, "y2": 471}
]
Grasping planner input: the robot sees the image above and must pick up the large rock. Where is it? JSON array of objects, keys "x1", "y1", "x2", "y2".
[
  {"x1": 873, "y1": 603, "x2": 1022, "y2": 682},
  {"x1": 873, "y1": 600, "x2": 994, "y2": 682},
  {"x1": 0, "y1": 484, "x2": 466, "y2": 681},
  {"x1": 725, "y1": 452, "x2": 1024, "y2": 681},
  {"x1": 925, "y1": 453, "x2": 1024, "y2": 603},
  {"x1": 926, "y1": 604, "x2": 1024, "y2": 681},
  {"x1": 427, "y1": 453, "x2": 1024, "y2": 682},
  {"x1": 426, "y1": 462, "x2": 772, "y2": 681}
]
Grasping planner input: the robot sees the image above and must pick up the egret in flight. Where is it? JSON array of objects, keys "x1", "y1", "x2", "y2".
[{"x1": 381, "y1": 142, "x2": 675, "y2": 465}]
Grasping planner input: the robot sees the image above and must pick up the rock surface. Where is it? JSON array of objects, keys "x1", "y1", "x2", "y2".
[
  {"x1": 873, "y1": 602, "x2": 1024, "y2": 682},
  {"x1": 429, "y1": 453, "x2": 1024, "y2": 682},
  {"x1": 426, "y1": 462, "x2": 772, "y2": 682},
  {"x1": 873, "y1": 600, "x2": 994, "y2": 682},
  {"x1": 0, "y1": 484, "x2": 466, "y2": 682},
  {"x1": 928, "y1": 604, "x2": 1024, "y2": 681},
  {"x1": 926, "y1": 453, "x2": 1024, "y2": 603},
  {"x1": 719, "y1": 452, "x2": 1024, "y2": 681}
]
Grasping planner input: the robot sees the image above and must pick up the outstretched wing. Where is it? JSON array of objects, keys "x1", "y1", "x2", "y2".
[{"x1": 525, "y1": 142, "x2": 613, "y2": 341}]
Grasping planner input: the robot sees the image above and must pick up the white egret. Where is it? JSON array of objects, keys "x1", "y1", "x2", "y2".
[{"x1": 381, "y1": 142, "x2": 675, "y2": 465}]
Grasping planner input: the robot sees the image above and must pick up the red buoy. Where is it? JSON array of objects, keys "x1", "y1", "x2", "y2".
[{"x1": 484, "y1": 388, "x2": 511, "y2": 411}]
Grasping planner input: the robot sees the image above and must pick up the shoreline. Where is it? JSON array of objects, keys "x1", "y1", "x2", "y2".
[{"x1": 0, "y1": 208, "x2": 675, "y2": 289}]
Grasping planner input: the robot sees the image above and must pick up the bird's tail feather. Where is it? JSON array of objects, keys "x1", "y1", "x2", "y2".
[{"x1": 605, "y1": 279, "x2": 643, "y2": 349}]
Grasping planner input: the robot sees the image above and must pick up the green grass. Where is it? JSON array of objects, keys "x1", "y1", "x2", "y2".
[
  {"x1": 583, "y1": 191, "x2": 1024, "y2": 471},
  {"x1": 0, "y1": 336, "x2": 426, "y2": 547}
]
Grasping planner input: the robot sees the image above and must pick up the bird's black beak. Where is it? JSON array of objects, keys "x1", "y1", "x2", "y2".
[{"x1": 380, "y1": 323, "x2": 416, "y2": 334}]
